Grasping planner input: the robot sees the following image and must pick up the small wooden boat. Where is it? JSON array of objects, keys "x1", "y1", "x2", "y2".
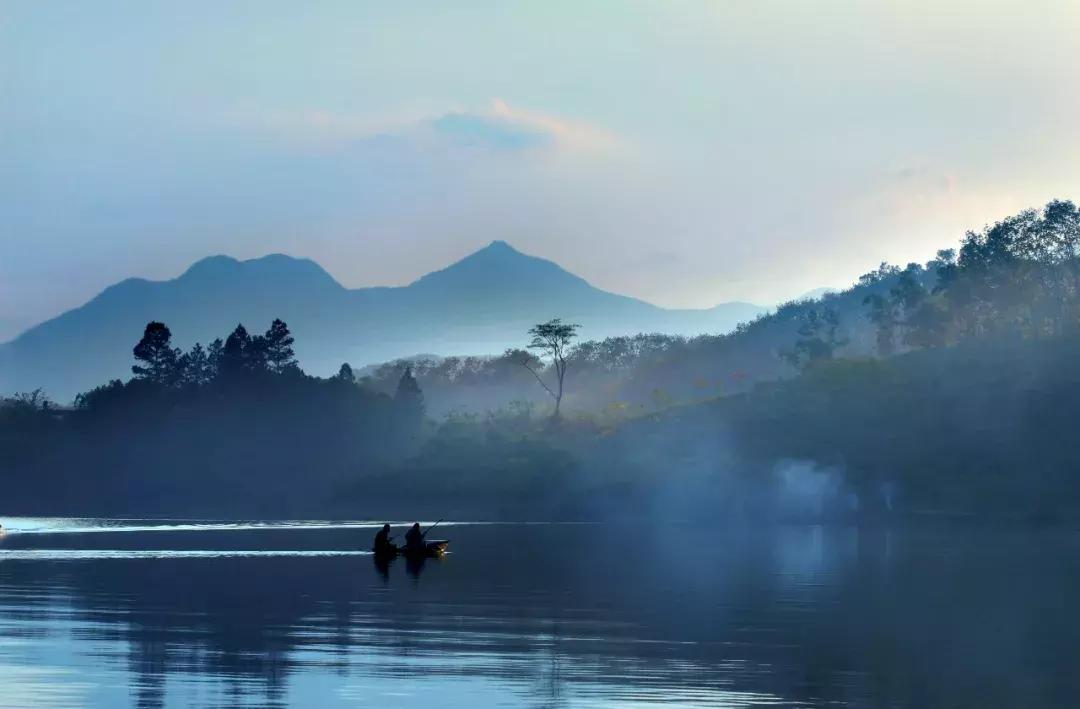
[
  {"x1": 373, "y1": 540, "x2": 449, "y2": 560},
  {"x1": 418, "y1": 539, "x2": 449, "y2": 557}
]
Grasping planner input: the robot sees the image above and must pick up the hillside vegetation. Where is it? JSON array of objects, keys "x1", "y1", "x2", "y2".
[{"x1": 3, "y1": 200, "x2": 1079, "y2": 521}]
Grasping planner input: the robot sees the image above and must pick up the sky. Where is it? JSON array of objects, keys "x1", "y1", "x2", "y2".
[{"x1": 3, "y1": 0, "x2": 1080, "y2": 342}]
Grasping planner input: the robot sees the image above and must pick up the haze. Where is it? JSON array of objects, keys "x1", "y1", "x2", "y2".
[{"x1": 3, "y1": 0, "x2": 1079, "y2": 342}]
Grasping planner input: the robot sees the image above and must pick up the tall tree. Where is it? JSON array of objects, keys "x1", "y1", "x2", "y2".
[
  {"x1": 206, "y1": 338, "x2": 225, "y2": 373},
  {"x1": 518, "y1": 318, "x2": 580, "y2": 418},
  {"x1": 263, "y1": 319, "x2": 297, "y2": 374},
  {"x1": 219, "y1": 324, "x2": 254, "y2": 380},
  {"x1": 132, "y1": 322, "x2": 182, "y2": 386},
  {"x1": 394, "y1": 365, "x2": 425, "y2": 434}
]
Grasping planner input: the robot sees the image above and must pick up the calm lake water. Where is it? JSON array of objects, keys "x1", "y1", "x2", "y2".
[{"x1": 0, "y1": 519, "x2": 1077, "y2": 708}]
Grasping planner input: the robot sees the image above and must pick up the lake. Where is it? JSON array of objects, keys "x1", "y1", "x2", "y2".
[{"x1": 0, "y1": 519, "x2": 1077, "y2": 708}]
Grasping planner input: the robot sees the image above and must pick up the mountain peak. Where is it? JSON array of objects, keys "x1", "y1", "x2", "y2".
[
  {"x1": 483, "y1": 239, "x2": 518, "y2": 253},
  {"x1": 178, "y1": 253, "x2": 343, "y2": 290},
  {"x1": 454, "y1": 240, "x2": 527, "y2": 264},
  {"x1": 181, "y1": 254, "x2": 241, "y2": 278},
  {"x1": 2, "y1": 243, "x2": 768, "y2": 402},
  {"x1": 409, "y1": 240, "x2": 588, "y2": 293}
]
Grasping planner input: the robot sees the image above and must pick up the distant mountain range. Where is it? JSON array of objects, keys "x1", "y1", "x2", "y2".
[{"x1": 0, "y1": 241, "x2": 766, "y2": 402}]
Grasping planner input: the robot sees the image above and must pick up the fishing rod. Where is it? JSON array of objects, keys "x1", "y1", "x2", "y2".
[{"x1": 422, "y1": 518, "x2": 444, "y2": 537}]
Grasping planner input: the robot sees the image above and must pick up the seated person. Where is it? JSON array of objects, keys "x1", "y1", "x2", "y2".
[
  {"x1": 373, "y1": 523, "x2": 396, "y2": 554},
  {"x1": 404, "y1": 522, "x2": 425, "y2": 551}
]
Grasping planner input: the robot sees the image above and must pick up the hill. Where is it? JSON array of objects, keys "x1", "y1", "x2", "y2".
[
  {"x1": 0, "y1": 241, "x2": 764, "y2": 402},
  {"x1": 4, "y1": 200, "x2": 1080, "y2": 522}
]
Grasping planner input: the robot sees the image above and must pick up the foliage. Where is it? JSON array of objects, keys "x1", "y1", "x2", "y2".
[
  {"x1": 262, "y1": 318, "x2": 298, "y2": 374},
  {"x1": 5, "y1": 200, "x2": 1080, "y2": 521},
  {"x1": 132, "y1": 322, "x2": 182, "y2": 386},
  {"x1": 857, "y1": 201, "x2": 1080, "y2": 354},
  {"x1": 783, "y1": 306, "x2": 845, "y2": 369},
  {"x1": 518, "y1": 318, "x2": 580, "y2": 417},
  {"x1": 394, "y1": 366, "x2": 425, "y2": 447},
  {"x1": 0, "y1": 320, "x2": 416, "y2": 516}
]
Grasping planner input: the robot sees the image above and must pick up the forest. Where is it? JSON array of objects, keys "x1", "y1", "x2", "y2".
[{"x1": 3, "y1": 200, "x2": 1080, "y2": 521}]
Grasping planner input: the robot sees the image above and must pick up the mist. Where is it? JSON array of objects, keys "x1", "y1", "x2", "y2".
[
  {"x1": 6, "y1": 2, "x2": 1080, "y2": 706},
  {"x1": 5, "y1": 201, "x2": 1080, "y2": 525}
]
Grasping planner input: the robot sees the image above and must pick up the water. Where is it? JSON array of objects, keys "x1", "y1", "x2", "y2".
[{"x1": 0, "y1": 519, "x2": 1077, "y2": 708}]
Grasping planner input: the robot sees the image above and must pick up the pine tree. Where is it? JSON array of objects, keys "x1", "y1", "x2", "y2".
[
  {"x1": 132, "y1": 321, "x2": 182, "y2": 386},
  {"x1": 206, "y1": 338, "x2": 225, "y2": 375},
  {"x1": 220, "y1": 324, "x2": 253, "y2": 379},
  {"x1": 263, "y1": 319, "x2": 297, "y2": 374},
  {"x1": 180, "y1": 342, "x2": 216, "y2": 386}
]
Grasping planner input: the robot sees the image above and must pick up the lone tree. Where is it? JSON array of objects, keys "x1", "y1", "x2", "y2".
[
  {"x1": 516, "y1": 318, "x2": 579, "y2": 418},
  {"x1": 132, "y1": 321, "x2": 182, "y2": 386}
]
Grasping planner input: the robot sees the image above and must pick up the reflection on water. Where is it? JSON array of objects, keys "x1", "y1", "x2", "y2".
[
  {"x1": 0, "y1": 550, "x2": 372, "y2": 560},
  {"x1": 0, "y1": 521, "x2": 1078, "y2": 708},
  {"x1": 0, "y1": 518, "x2": 477, "y2": 535}
]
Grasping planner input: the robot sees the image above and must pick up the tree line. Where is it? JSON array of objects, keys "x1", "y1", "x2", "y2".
[
  {"x1": 792, "y1": 199, "x2": 1080, "y2": 365},
  {"x1": 362, "y1": 200, "x2": 1080, "y2": 416},
  {"x1": 3, "y1": 199, "x2": 1080, "y2": 520},
  {"x1": 122, "y1": 318, "x2": 299, "y2": 389},
  {"x1": 0, "y1": 318, "x2": 427, "y2": 516}
]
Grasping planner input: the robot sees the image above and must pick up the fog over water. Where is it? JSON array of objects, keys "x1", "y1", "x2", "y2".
[{"x1": 5, "y1": 3, "x2": 1080, "y2": 706}]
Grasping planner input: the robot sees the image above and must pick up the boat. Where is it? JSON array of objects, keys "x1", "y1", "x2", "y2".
[{"x1": 373, "y1": 540, "x2": 449, "y2": 560}]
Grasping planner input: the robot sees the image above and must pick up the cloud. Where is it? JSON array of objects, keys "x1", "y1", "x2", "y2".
[
  {"x1": 478, "y1": 98, "x2": 619, "y2": 153},
  {"x1": 429, "y1": 110, "x2": 552, "y2": 150},
  {"x1": 218, "y1": 99, "x2": 619, "y2": 156}
]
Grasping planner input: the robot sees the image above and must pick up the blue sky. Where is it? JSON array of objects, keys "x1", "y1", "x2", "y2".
[{"x1": 3, "y1": 0, "x2": 1079, "y2": 341}]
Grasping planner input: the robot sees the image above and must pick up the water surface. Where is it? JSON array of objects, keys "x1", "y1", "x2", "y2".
[{"x1": 0, "y1": 519, "x2": 1076, "y2": 708}]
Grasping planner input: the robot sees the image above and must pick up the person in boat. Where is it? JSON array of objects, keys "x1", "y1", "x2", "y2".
[
  {"x1": 373, "y1": 523, "x2": 396, "y2": 554},
  {"x1": 404, "y1": 522, "x2": 425, "y2": 552}
]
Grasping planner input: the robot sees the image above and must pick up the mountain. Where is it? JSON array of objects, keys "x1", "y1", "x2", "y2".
[{"x1": 0, "y1": 241, "x2": 765, "y2": 402}]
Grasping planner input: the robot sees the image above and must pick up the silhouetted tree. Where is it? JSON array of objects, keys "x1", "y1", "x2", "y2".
[
  {"x1": 132, "y1": 322, "x2": 182, "y2": 386},
  {"x1": 180, "y1": 343, "x2": 215, "y2": 387},
  {"x1": 220, "y1": 324, "x2": 255, "y2": 380},
  {"x1": 394, "y1": 366, "x2": 425, "y2": 440},
  {"x1": 395, "y1": 366, "x2": 424, "y2": 412},
  {"x1": 263, "y1": 319, "x2": 297, "y2": 374},
  {"x1": 858, "y1": 262, "x2": 901, "y2": 287},
  {"x1": 519, "y1": 318, "x2": 580, "y2": 418},
  {"x1": 0, "y1": 389, "x2": 57, "y2": 444},
  {"x1": 336, "y1": 363, "x2": 355, "y2": 382},
  {"x1": 207, "y1": 338, "x2": 225, "y2": 373},
  {"x1": 4, "y1": 389, "x2": 53, "y2": 417},
  {"x1": 73, "y1": 379, "x2": 125, "y2": 411}
]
